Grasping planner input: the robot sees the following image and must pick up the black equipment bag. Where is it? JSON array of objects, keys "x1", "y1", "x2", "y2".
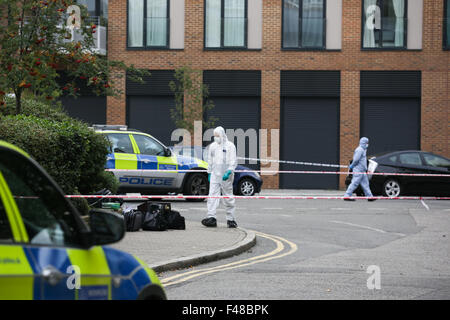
[
  {"x1": 142, "y1": 211, "x2": 167, "y2": 231},
  {"x1": 137, "y1": 201, "x2": 186, "y2": 231},
  {"x1": 124, "y1": 210, "x2": 143, "y2": 232},
  {"x1": 165, "y1": 210, "x2": 185, "y2": 230},
  {"x1": 142, "y1": 203, "x2": 168, "y2": 231}
]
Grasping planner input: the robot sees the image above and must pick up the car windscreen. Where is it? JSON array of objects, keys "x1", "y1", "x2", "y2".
[{"x1": 0, "y1": 149, "x2": 82, "y2": 247}]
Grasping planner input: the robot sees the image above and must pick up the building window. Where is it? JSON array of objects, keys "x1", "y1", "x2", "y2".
[
  {"x1": 445, "y1": 0, "x2": 450, "y2": 49},
  {"x1": 77, "y1": 0, "x2": 108, "y2": 19},
  {"x1": 128, "y1": 0, "x2": 169, "y2": 48},
  {"x1": 362, "y1": 0, "x2": 407, "y2": 49},
  {"x1": 205, "y1": 0, "x2": 247, "y2": 49},
  {"x1": 282, "y1": 0, "x2": 326, "y2": 49}
]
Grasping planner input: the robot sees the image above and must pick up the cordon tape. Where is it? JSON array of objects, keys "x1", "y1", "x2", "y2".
[{"x1": 60, "y1": 156, "x2": 449, "y2": 200}]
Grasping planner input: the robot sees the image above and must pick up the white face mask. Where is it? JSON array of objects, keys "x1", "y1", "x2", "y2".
[{"x1": 214, "y1": 136, "x2": 221, "y2": 144}]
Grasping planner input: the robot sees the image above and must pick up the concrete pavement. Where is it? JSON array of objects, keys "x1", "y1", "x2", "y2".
[
  {"x1": 110, "y1": 220, "x2": 256, "y2": 273},
  {"x1": 107, "y1": 189, "x2": 383, "y2": 274}
]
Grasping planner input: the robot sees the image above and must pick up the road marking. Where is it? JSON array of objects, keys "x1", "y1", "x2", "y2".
[
  {"x1": 160, "y1": 231, "x2": 297, "y2": 287},
  {"x1": 421, "y1": 200, "x2": 430, "y2": 211},
  {"x1": 330, "y1": 220, "x2": 406, "y2": 237}
]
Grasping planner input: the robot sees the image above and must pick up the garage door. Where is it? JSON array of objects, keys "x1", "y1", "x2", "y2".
[
  {"x1": 360, "y1": 71, "x2": 421, "y2": 156},
  {"x1": 204, "y1": 97, "x2": 260, "y2": 169},
  {"x1": 203, "y1": 71, "x2": 261, "y2": 169},
  {"x1": 60, "y1": 96, "x2": 106, "y2": 125},
  {"x1": 280, "y1": 98, "x2": 340, "y2": 189},
  {"x1": 361, "y1": 98, "x2": 420, "y2": 155},
  {"x1": 127, "y1": 96, "x2": 177, "y2": 146}
]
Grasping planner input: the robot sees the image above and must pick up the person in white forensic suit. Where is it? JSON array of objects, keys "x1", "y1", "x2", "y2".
[{"x1": 202, "y1": 126, "x2": 238, "y2": 228}]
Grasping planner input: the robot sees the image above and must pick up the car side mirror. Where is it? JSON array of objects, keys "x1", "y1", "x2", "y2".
[
  {"x1": 164, "y1": 147, "x2": 172, "y2": 157},
  {"x1": 88, "y1": 209, "x2": 125, "y2": 246}
]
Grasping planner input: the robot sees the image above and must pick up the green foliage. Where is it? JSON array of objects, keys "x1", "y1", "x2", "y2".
[
  {"x1": 169, "y1": 66, "x2": 217, "y2": 132},
  {"x1": 1, "y1": 95, "x2": 70, "y2": 121},
  {"x1": 0, "y1": 98, "x2": 119, "y2": 214},
  {"x1": 0, "y1": 0, "x2": 149, "y2": 114}
]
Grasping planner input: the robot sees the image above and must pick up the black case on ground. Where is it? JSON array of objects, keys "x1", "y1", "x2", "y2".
[{"x1": 124, "y1": 210, "x2": 143, "y2": 232}]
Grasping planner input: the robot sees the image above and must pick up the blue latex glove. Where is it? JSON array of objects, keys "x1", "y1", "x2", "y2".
[
  {"x1": 349, "y1": 163, "x2": 354, "y2": 170},
  {"x1": 222, "y1": 170, "x2": 232, "y2": 181},
  {"x1": 208, "y1": 173, "x2": 211, "y2": 182}
]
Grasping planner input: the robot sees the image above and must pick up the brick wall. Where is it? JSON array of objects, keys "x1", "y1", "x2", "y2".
[{"x1": 107, "y1": 0, "x2": 449, "y2": 189}]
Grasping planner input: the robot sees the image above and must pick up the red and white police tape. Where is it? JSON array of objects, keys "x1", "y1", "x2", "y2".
[
  {"x1": 104, "y1": 168, "x2": 450, "y2": 177},
  {"x1": 63, "y1": 195, "x2": 450, "y2": 200}
]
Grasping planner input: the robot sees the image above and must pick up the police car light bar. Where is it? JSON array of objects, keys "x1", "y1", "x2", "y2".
[{"x1": 92, "y1": 124, "x2": 128, "y2": 131}]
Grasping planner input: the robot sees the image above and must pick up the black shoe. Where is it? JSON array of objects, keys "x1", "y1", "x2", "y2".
[
  {"x1": 227, "y1": 220, "x2": 238, "y2": 228},
  {"x1": 201, "y1": 217, "x2": 217, "y2": 227},
  {"x1": 343, "y1": 197, "x2": 356, "y2": 202},
  {"x1": 368, "y1": 198, "x2": 377, "y2": 202}
]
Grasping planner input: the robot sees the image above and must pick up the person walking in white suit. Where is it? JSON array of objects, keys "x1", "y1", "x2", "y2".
[{"x1": 202, "y1": 126, "x2": 238, "y2": 228}]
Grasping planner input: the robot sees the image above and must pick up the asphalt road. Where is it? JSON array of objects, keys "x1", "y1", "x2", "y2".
[{"x1": 157, "y1": 191, "x2": 450, "y2": 300}]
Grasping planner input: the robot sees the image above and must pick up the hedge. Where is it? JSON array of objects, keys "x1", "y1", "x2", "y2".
[{"x1": 0, "y1": 97, "x2": 118, "y2": 214}]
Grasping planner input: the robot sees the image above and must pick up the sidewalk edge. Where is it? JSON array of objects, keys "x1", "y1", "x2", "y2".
[{"x1": 148, "y1": 228, "x2": 257, "y2": 273}]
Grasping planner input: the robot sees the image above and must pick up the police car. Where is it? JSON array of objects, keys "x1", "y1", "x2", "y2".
[
  {"x1": 0, "y1": 141, "x2": 166, "y2": 300},
  {"x1": 94, "y1": 125, "x2": 209, "y2": 201}
]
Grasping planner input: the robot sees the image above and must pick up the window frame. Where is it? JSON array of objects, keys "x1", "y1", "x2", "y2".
[
  {"x1": 126, "y1": 0, "x2": 171, "y2": 50},
  {"x1": 422, "y1": 153, "x2": 450, "y2": 169},
  {"x1": 398, "y1": 152, "x2": 423, "y2": 166},
  {"x1": 0, "y1": 196, "x2": 14, "y2": 243},
  {"x1": 203, "y1": 0, "x2": 249, "y2": 50},
  {"x1": 361, "y1": 0, "x2": 408, "y2": 51},
  {"x1": 0, "y1": 150, "x2": 88, "y2": 249},
  {"x1": 106, "y1": 133, "x2": 136, "y2": 154},
  {"x1": 132, "y1": 134, "x2": 167, "y2": 156},
  {"x1": 77, "y1": 0, "x2": 102, "y2": 17},
  {"x1": 281, "y1": 0, "x2": 327, "y2": 51},
  {"x1": 444, "y1": 0, "x2": 450, "y2": 50}
]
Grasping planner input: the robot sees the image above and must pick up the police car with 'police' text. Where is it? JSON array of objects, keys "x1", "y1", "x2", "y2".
[
  {"x1": 94, "y1": 125, "x2": 209, "y2": 201},
  {"x1": 0, "y1": 140, "x2": 166, "y2": 300}
]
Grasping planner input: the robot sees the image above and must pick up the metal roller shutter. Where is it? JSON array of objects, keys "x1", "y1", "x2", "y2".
[
  {"x1": 280, "y1": 98, "x2": 340, "y2": 189},
  {"x1": 203, "y1": 71, "x2": 261, "y2": 169},
  {"x1": 204, "y1": 97, "x2": 261, "y2": 169},
  {"x1": 127, "y1": 96, "x2": 177, "y2": 146},
  {"x1": 360, "y1": 71, "x2": 421, "y2": 155},
  {"x1": 361, "y1": 98, "x2": 420, "y2": 155},
  {"x1": 60, "y1": 96, "x2": 106, "y2": 125}
]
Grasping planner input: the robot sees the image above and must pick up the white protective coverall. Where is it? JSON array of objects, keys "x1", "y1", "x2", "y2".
[
  {"x1": 206, "y1": 127, "x2": 238, "y2": 221},
  {"x1": 344, "y1": 137, "x2": 374, "y2": 197}
]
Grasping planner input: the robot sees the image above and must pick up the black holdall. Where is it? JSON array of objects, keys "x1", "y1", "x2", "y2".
[
  {"x1": 137, "y1": 201, "x2": 186, "y2": 231},
  {"x1": 165, "y1": 210, "x2": 186, "y2": 230},
  {"x1": 142, "y1": 203, "x2": 168, "y2": 231},
  {"x1": 124, "y1": 210, "x2": 143, "y2": 232},
  {"x1": 154, "y1": 202, "x2": 185, "y2": 230}
]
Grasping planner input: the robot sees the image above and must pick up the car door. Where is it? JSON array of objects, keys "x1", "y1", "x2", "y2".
[
  {"x1": 104, "y1": 133, "x2": 141, "y2": 189},
  {"x1": 131, "y1": 134, "x2": 179, "y2": 190},
  {"x1": 0, "y1": 175, "x2": 35, "y2": 300},
  {"x1": 397, "y1": 152, "x2": 428, "y2": 194},
  {"x1": 421, "y1": 153, "x2": 450, "y2": 196},
  {"x1": 0, "y1": 148, "x2": 112, "y2": 300}
]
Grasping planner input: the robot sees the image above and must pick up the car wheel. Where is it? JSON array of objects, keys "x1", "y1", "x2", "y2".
[
  {"x1": 238, "y1": 178, "x2": 256, "y2": 196},
  {"x1": 184, "y1": 173, "x2": 208, "y2": 202},
  {"x1": 383, "y1": 179, "x2": 401, "y2": 198}
]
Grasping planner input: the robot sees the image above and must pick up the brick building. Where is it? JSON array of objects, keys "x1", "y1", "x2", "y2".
[{"x1": 67, "y1": 0, "x2": 450, "y2": 190}]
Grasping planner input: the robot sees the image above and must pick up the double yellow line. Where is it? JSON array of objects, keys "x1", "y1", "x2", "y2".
[{"x1": 160, "y1": 231, "x2": 298, "y2": 287}]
